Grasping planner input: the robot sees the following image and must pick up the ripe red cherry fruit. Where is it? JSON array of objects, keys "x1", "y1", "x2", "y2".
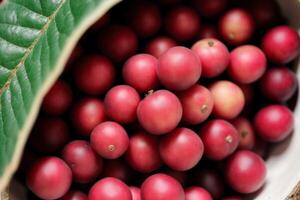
[
  {"x1": 262, "y1": 25, "x2": 300, "y2": 64},
  {"x1": 126, "y1": 131, "x2": 162, "y2": 173},
  {"x1": 157, "y1": 46, "x2": 201, "y2": 91},
  {"x1": 123, "y1": 54, "x2": 159, "y2": 93},
  {"x1": 103, "y1": 159, "x2": 131, "y2": 182},
  {"x1": 72, "y1": 98, "x2": 106, "y2": 136},
  {"x1": 26, "y1": 157, "x2": 72, "y2": 200},
  {"x1": 232, "y1": 117, "x2": 255, "y2": 150},
  {"x1": 98, "y1": 25, "x2": 138, "y2": 62},
  {"x1": 141, "y1": 173, "x2": 185, "y2": 200},
  {"x1": 160, "y1": 128, "x2": 204, "y2": 171},
  {"x1": 60, "y1": 191, "x2": 88, "y2": 200},
  {"x1": 42, "y1": 80, "x2": 72, "y2": 115},
  {"x1": 254, "y1": 105, "x2": 294, "y2": 142},
  {"x1": 209, "y1": 80, "x2": 245, "y2": 119},
  {"x1": 74, "y1": 55, "x2": 115, "y2": 95},
  {"x1": 89, "y1": 177, "x2": 132, "y2": 200},
  {"x1": 185, "y1": 187, "x2": 213, "y2": 200},
  {"x1": 198, "y1": 24, "x2": 219, "y2": 39},
  {"x1": 226, "y1": 150, "x2": 267, "y2": 193},
  {"x1": 130, "y1": 186, "x2": 141, "y2": 200},
  {"x1": 145, "y1": 36, "x2": 177, "y2": 58},
  {"x1": 62, "y1": 140, "x2": 103, "y2": 183},
  {"x1": 165, "y1": 6, "x2": 200, "y2": 41},
  {"x1": 104, "y1": 85, "x2": 140, "y2": 124},
  {"x1": 30, "y1": 118, "x2": 69, "y2": 153},
  {"x1": 192, "y1": 0, "x2": 228, "y2": 18},
  {"x1": 178, "y1": 84, "x2": 214, "y2": 125},
  {"x1": 229, "y1": 45, "x2": 267, "y2": 83},
  {"x1": 199, "y1": 119, "x2": 239, "y2": 160},
  {"x1": 128, "y1": 1, "x2": 161, "y2": 37},
  {"x1": 137, "y1": 90, "x2": 182, "y2": 135},
  {"x1": 90, "y1": 121, "x2": 129, "y2": 159},
  {"x1": 259, "y1": 67, "x2": 298, "y2": 102},
  {"x1": 219, "y1": 8, "x2": 254, "y2": 45},
  {"x1": 192, "y1": 38, "x2": 229, "y2": 78}
]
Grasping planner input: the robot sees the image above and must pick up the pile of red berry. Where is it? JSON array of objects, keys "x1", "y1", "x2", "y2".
[{"x1": 19, "y1": 0, "x2": 300, "y2": 199}]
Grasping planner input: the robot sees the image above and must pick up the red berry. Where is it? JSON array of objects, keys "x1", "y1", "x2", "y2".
[
  {"x1": 192, "y1": 38, "x2": 229, "y2": 78},
  {"x1": 74, "y1": 55, "x2": 115, "y2": 95},
  {"x1": 262, "y1": 25, "x2": 300, "y2": 64},
  {"x1": 198, "y1": 24, "x2": 219, "y2": 39},
  {"x1": 209, "y1": 80, "x2": 245, "y2": 119},
  {"x1": 128, "y1": 2, "x2": 161, "y2": 37},
  {"x1": 72, "y1": 98, "x2": 106, "y2": 136},
  {"x1": 98, "y1": 25, "x2": 138, "y2": 62},
  {"x1": 226, "y1": 150, "x2": 267, "y2": 193},
  {"x1": 178, "y1": 84, "x2": 214, "y2": 124},
  {"x1": 126, "y1": 131, "x2": 162, "y2": 173},
  {"x1": 26, "y1": 157, "x2": 72, "y2": 200},
  {"x1": 91, "y1": 12, "x2": 111, "y2": 31},
  {"x1": 229, "y1": 45, "x2": 267, "y2": 83},
  {"x1": 130, "y1": 186, "x2": 141, "y2": 200},
  {"x1": 103, "y1": 159, "x2": 131, "y2": 182},
  {"x1": 89, "y1": 177, "x2": 132, "y2": 200},
  {"x1": 219, "y1": 8, "x2": 254, "y2": 45},
  {"x1": 104, "y1": 85, "x2": 140, "y2": 124},
  {"x1": 123, "y1": 54, "x2": 159, "y2": 93},
  {"x1": 160, "y1": 128, "x2": 204, "y2": 171},
  {"x1": 185, "y1": 186, "x2": 213, "y2": 200},
  {"x1": 164, "y1": 170, "x2": 187, "y2": 185},
  {"x1": 30, "y1": 118, "x2": 69, "y2": 153},
  {"x1": 239, "y1": 84, "x2": 254, "y2": 105},
  {"x1": 200, "y1": 119, "x2": 239, "y2": 160},
  {"x1": 157, "y1": 46, "x2": 201, "y2": 90},
  {"x1": 137, "y1": 90, "x2": 182, "y2": 135},
  {"x1": 90, "y1": 121, "x2": 129, "y2": 159},
  {"x1": 165, "y1": 6, "x2": 200, "y2": 41},
  {"x1": 42, "y1": 80, "x2": 72, "y2": 115},
  {"x1": 232, "y1": 117, "x2": 255, "y2": 150},
  {"x1": 254, "y1": 105, "x2": 294, "y2": 142},
  {"x1": 141, "y1": 173, "x2": 185, "y2": 200},
  {"x1": 62, "y1": 140, "x2": 103, "y2": 183},
  {"x1": 192, "y1": 0, "x2": 228, "y2": 18},
  {"x1": 145, "y1": 36, "x2": 177, "y2": 58},
  {"x1": 60, "y1": 190, "x2": 88, "y2": 200},
  {"x1": 259, "y1": 67, "x2": 298, "y2": 102}
]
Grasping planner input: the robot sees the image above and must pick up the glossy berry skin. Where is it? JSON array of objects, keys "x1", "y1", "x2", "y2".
[
  {"x1": 178, "y1": 84, "x2": 214, "y2": 125},
  {"x1": 259, "y1": 67, "x2": 298, "y2": 102},
  {"x1": 72, "y1": 98, "x2": 106, "y2": 136},
  {"x1": 30, "y1": 118, "x2": 69, "y2": 153},
  {"x1": 26, "y1": 157, "x2": 72, "y2": 200},
  {"x1": 123, "y1": 54, "x2": 159, "y2": 93},
  {"x1": 145, "y1": 36, "x2": 177, "y2": 58},
  {"x1": 128, "y1": 2, "x2": 161, "y2": 37},
  {"x1": 90, "y1": 121, "x2": 129, "y2": 159},
  {"x1": 62, "y1": 140, "x2": 103, "y2": 183},
  {"x1": 219, "y1": 8, "x2": 254, "y2": 45},
  {"x1": 104, "y1": 85, "x2": 140, "y2": 124},
  {"x1": 102, "y1": 160, "x2": 131, "y2": 182},
  {"x1": 89, "y1": 177, "x2": 132, "y2": 200},
  {"x1": 141, "y1": 173, "x2": 185, "y2": 200},
  {"x1": 42, "y1": 80, "x2": 72, "y2": 115},
  {"x1": 98, "y1": 25, "x2": 138, "y2": 62},
  {"x1": 262, "y1": 25, "x2": 300, "y2": 64},
  {"x1": 160, "y1": 128, "x2": 204, "y2": 171},
  {"x1": 60, "y1": 191, "x2": 88, "y2": 200},
  {"x1": 126, "y1": 131, "x2": 162, "y2": 173},
  {"x1": 185, "y1": 186, "x2": 213, "y2": 200},
  {"x1": 254, "y1": 105, "x2": 294, "y2": 142},
  {"x1": 137, "y1": 90, "x2": 182, "y2": 135},
  {"x1": 192, "y1": 0, "x2": 228, "y2": 18},
  {"x1": 199, "y1": 119, "x2": 239, "y2": 160},
  {"x1": 226, "y1": 150, "x2": 267, "y2": 194},
  {"x1": 130, "y1": 187, "x2": 141, "y2": 200},
  {"x1": 157, "y1": 46, "x2": 201, "y2": 91},
  {"x1": 74, "y1": 55, "x2": 115, "y2": 95},
  {"x1": 229, "y1": 45, "x2": 267, "y2": 83},
  {"x1": 192, "y1": 38, "x2": 229, "y2": 78},
  {"x1": 209, "y1": 80, "x2": 245, "y2": 119},
  {"x1": 165, "y1": 6, "x2": 200, "y2": 41},
  {"x1": 232, "y1": 117, "x2": 255, "y2": 150},
  {"x1": 198, "y1": 24, "x2": 219, "y2": 39}
]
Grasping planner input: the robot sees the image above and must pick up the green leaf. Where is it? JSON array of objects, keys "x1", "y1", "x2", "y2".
[{"x1": 0, "y1": 0, "x2": 121, "y2": 191}]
